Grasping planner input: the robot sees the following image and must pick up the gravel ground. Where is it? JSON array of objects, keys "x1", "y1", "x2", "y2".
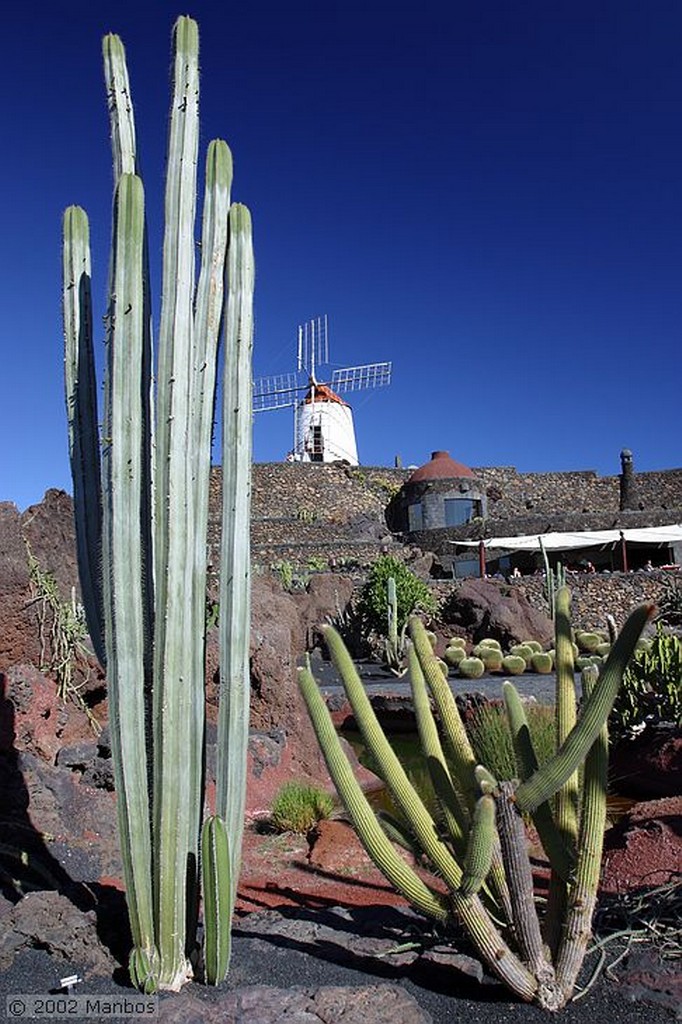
[{"x1": 0, "y1": 904, "x2": 677, "y2": 1024}]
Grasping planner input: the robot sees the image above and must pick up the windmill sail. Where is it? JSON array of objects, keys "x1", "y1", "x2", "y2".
[{"x1": 253, "y1": 316, "x2": 391, "y2": 464}]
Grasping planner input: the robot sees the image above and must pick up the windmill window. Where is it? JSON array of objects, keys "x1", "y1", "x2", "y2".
[
  {"x1": 444, "y1": 498, "x2": 480, "y2": 527},
  {"x1": 311, "y1": 425, "x2": 324, "y2": 462}
]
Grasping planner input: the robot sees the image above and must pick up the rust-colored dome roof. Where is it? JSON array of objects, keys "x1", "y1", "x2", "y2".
[
  {"x1": 303, "y1": 381, "x2": 348, "y2": 406},
  {"x1": 407, "y1": 450, "x2": 475, "y2": 483}
]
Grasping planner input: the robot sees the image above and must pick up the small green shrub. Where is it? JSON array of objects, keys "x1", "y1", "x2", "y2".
[
  {"x1": 272, "y1": 559, "x2": 294, "y2": 590},
  {"x1": 270, "y1": 782, "x2": 334, "y2": 834},
  {"x1": 295, "y1": 506, "x2": 318, "y2": 523},
  {"x1": 306, "y1": 556, "x2": 328, "y2": 573},
  {"x1": 357, "y1": 555, "x2": 437, "y2": 638}
]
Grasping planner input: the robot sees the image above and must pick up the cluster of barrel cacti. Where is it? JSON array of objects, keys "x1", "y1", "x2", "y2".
[
  {"x1": 444, "y1": 636, "x2": 555, "y2": 678},
  {"x1": 299, "y1": 587, "x2": 654, "y2": 1010},
  {"x1": 62, "y1": 18, "x2": 253, "y2": 991}
]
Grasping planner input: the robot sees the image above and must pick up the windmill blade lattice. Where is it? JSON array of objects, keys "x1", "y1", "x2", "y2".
[
  {"x1": 331, "y1": 361, "x2": 392, "y2": 393},
  {"x1": 252, "y1": 372, "x2": 300, "y2": 412}
]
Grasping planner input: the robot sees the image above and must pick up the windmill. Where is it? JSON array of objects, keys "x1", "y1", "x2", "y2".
[{"x1": 253, "y1": 315, "x2": 392, "y2": 465}]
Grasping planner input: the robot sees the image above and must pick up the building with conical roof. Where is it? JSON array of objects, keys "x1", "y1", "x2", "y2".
[{"x1": 387, "y1": 450, "x2": 487, "y2": 533}]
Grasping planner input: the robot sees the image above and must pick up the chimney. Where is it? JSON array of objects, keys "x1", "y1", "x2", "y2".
[{"x1": 619, "y1": 448, "x2": 638, "y2": 510}]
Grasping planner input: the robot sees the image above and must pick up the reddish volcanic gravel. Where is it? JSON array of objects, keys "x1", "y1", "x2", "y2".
[{"x1": 236, "y1": 818, "x2": 415, "y2": 915}]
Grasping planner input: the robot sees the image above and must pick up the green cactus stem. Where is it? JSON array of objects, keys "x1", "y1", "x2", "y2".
[
  {"x1": 100, "y1": 172, "x2": 156, "y2": 968},
  {"x1": 408, "y1": 617, "x2": 478, "y2": 808},
  {"x1": 62, "y1": 207, "x2": 105, "y2": 669},
  {"x1": 214, "y1": 201, "x2": 255, "y2": 925},
  {"x1": 321, "y1": 625, "x2": 464, "y2": 892},
  {"x1": 515, "y1": 602, "x2": 655, "y2": 813},
  {"x1": 408, "y1": 646, "x2": 469, "y2": 855},
  {"x1": 460, "y1": 795, "x2": 496, "y2": 896},
  {"x1": 297, "y1": 663, "x2": 451, "y2": 922},
  {"x1": 555, "y1": 666, "x2": 608, "y2": 997},
  {"x1": 201, "y1": 815, "x2": 232, "y2": 985},
  {"x1": 502, "y1": 682, "x2": 573, "y2": 882},
  {"x1": 544, "y1": 586, "x2": 579, "y2": 952}
]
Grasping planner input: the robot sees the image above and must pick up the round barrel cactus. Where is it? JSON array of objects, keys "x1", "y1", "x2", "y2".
[{"x1": 459, "y1": 656, "x2": 486, "y2": 680}]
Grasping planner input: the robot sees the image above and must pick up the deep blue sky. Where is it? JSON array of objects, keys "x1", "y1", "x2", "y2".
[{"x1": 3, "y1": 1, "x2": 681, "y2": 510}]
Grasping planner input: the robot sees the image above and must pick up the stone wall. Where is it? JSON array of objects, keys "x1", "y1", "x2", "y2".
[
  {"x1": 452, "y1": 465, "x2": 682, "y2": 522},
  {"x1": 431, "y1": 570, "x2": 673, "y2": 635},
  {"x1": 208, "y1": 463, "x2": 407, "y2": 571}
]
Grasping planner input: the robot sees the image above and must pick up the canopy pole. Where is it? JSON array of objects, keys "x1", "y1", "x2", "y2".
[
  {"x1": 620, "y1": 531, "x2": 629, "y2": 572},
  {"x1": 478, "y1": 539, "x2": 486, "y2": 578}
]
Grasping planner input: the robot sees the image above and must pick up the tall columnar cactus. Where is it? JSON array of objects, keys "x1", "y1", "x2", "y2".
[
  {"x1": 384, "y1": 576, "x2": 406, "y2": 673},
  {"x1": 298, "y1": 588, "x2": 654, "y2": 1010},
  {"x1": 62, "y1": 17, "x2": 254, "y2": 992}
]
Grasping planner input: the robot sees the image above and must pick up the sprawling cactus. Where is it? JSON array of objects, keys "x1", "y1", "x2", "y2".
[
  {"x1": 63, "y1": 17, "x2": 253, "y2": 991},
  {"x1": 299, "y1": 588, "x2": 654, "y2": 1010}
]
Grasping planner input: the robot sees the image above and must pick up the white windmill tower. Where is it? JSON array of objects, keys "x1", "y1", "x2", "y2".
[{"x1": 253, "y1": 315, "x2": 391, "y2": 465}]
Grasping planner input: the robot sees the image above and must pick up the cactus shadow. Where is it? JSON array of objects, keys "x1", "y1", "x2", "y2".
[
  {"x1": 232, "y1": 901, "x2": 508, "y2": 1002},
  {"x1": 0, "y1": 672, "x2": 95, "y2": 912}
]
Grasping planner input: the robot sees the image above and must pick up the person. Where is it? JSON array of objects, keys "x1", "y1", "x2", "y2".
[
  {"x1": 644, "y1": 559, "x2": 654, "y2": 571},
  {"x1": 511, "y1": 566, "x2": 521, "y2": 579}
]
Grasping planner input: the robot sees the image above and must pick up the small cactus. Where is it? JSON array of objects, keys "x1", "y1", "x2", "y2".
[
  {"x1": 478, "y1": 647, "x2": 504, "y2": 672},
  {"x1": 575, "y1": 631, "x2": 602, "y2": 653},
  {"x1": 502, "y1": 654, "x2": 527, "y2": 675},
  {"x1": 477, "y1": 637, "x2": 502, "y2": 651},
  {"x1": 444, "y1": 646, "x2": 467, "y2": 667},
  {"x1": 459, "y1": 656, "x2": 486, "y2": 679},
  {"x1": 531, "y1": 652, "x2": 553, "y2": 674},
  {"x1": 510, "y1": 644, "x2": 534, "y2": 665}
]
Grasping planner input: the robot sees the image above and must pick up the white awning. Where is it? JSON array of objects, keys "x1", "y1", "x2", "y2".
[{"x1": 451, "y1": 525, "x2": 682, "y2": 552}]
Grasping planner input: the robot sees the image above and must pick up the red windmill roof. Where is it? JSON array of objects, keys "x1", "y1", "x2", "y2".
[{"x1": 303, "y1": 382, "x2": 348, "y2": 406}]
